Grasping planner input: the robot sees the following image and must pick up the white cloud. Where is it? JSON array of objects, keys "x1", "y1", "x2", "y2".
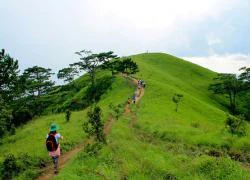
[
  {"x1": 86, "y1": 0, "x2": 238, "y2": 37},
  {"x1": 207, "y1": 35, "x2": 222, "y2": 46},
  {"x1": 183, "y1": 53, "x2": 250, "y2": 73},
  {"x1": 0, "y1": 0, "x2": 247, "y2": 72}
]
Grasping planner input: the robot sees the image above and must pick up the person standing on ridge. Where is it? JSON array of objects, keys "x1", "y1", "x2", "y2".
[{"x1": 45, "y1": 123, "x2": 64, "y2": 174}]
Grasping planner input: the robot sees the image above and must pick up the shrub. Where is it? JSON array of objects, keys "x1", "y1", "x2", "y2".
[
  {"x1": 65, "y1": 109, "x2": 71, "y2": 122},
  {"x1": 84, "y1": 142, "x2": 103, "y2": 156},
  {"x1": 191, "y1": 121, "x2": 200, "y2": 128},
  {"x1": 12, "y1": 107, "x2": 33, "y2": 126},
  {"x1": 172, "y1": 93, "x2": 183, "y2": 112},
  {"x1": 0, "y1": 106, "x2": 12, "y2": 137},
  {"x1": 83, "y1": 106, "x2": 106, "y2": 143},
  {"x1": 9, "y1": 124, "x2": 16, "y2": 135},
  {"x1": 196, "y1": 156, "x2": 248, "y2": 179},
  {"x1": 109, "y1": 103, "x2": 123, "y2": 120},
  {"x1": 1, "y1": 154, "x2": 20, "y2": 179},
  {"x1": 225, "y1": 114, "x2": 246, "y2": 136}
]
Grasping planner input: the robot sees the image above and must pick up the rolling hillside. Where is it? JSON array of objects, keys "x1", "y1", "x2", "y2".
[{"x1": 1, "y1": 53, "x2": 250, "y2": 179}]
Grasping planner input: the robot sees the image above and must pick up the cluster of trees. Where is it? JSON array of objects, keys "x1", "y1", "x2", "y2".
[
  {"x1": 58, "y1": 50, "x2": 138, "y2": 102},
  {"x1": 0, "y1": 49, "x2": 138, "y2": 137},
  {"x1": 209, "y1": 67, "x2": 250, "y2": 117},
  {"x1": 209, "y1": 67, "x2": 250, "y2": 135},
  {"x1": 58, "y1": 50, "x2": 138, "y2": 86},
  {"x1": 0, "y1": 49, "x2": 56, "y2": 137}
]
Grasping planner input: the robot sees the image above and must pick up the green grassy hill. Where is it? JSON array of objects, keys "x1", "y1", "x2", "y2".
[{"x1": 1, "y1": 53, "x2": 250, "y2": 179}]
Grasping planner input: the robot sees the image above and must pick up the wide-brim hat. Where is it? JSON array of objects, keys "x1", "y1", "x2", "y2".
[{"x1": 50, "y1": 123, "x2": 58, "y2": 132}]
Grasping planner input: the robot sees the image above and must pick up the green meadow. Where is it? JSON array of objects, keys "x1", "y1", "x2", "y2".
[
  {"x1": 1, "y1": 53, "x2": 250, "y2": 179},
  {"x1": 55, "y1": 53, "x2": 250, "y2": 179}
]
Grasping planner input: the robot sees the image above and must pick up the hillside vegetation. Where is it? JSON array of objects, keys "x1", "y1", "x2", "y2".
[
  {"x1": 56, "y1": 53, "x2": 250, "y2": 179},
  {"x1": 0, "y1": 75, "x2": 134, "y2": 179},
  {"x1": 1, "y1": 53, "x2": 250, "y2": 179}
]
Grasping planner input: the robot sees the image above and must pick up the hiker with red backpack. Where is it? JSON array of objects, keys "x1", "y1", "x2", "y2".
[{"x1": 46, "y1": 123, "x2": 64, "y2": 174}]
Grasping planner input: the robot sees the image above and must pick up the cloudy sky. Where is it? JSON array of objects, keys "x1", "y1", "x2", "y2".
[{"x1": 0, "y1": 0, "x2": 250, "y2": 75}]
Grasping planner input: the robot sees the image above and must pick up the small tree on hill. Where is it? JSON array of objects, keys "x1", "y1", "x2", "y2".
[
  {"x1": 239, "y1": 67, "x2": 250, "y2": 120},
  {"x1": 0, "y1": 49, "x2": 19, "y2": 102},
  {"x1": 117, "y1": 58, "x2": 139, "y2": 76},
  {"x1": 225, "y1": 114, "x2": 246, "y2": 136},
  {"x1": 57, "y1": 67, "x2": 78, "y2": 84},
  {"x1": 239, "y1": 66, "x2": 250, "y2": 89},
  {"x1": 83, "y1": 106, "x2": 105, "y2": 143},
  {"x1": 102, "y1": 59, "x2": 120, "y2": 77},
  {"x1": 72, "y1": 50, "x2": 117, "y2": 87},
  {"x1": 22, "y1": 66, "x2": 55, "y2": 96},
  {"x1": 209, "y1": 73, "x2": 244, "y2": 114},
  {"x1": 172, "y1": 93, "x2": 183, "y2": 112},
  {"x1": 65, "y1": 109, "x2": 71, "y2": 122}
]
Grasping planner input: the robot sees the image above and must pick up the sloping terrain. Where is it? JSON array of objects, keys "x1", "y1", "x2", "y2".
[
  {"x1": 1, "y1": 53, "x2": 250, "y2": 179},
  {"x1": 55, "y1": 53, "x2": 250, "y2": 179},
  {"x1": 0, "y1": 75, "x2": 134, "y2": 179}
]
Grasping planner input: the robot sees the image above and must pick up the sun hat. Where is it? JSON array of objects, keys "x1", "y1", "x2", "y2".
[{"x1": 50, "y1": 123, "x2": 58, "y2": 132}]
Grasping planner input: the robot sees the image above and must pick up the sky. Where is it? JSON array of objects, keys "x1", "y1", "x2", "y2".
[{"x1": 0, "y1": 0, "x2": 250, "y2": 76}]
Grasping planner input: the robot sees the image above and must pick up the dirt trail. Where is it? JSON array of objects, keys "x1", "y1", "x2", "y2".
[
  {"x1": 38, "y1": 139, "x2": 92, "y2": 180},
  {"x1": 37, "y1": 77, "x2": 145, "y2": 180},
  {"x1": 38, "y1": 116, "x2": 113, "y2": 180},
  {"x1": 125, "y1": 78, "x2": 145, "y2": 126}
]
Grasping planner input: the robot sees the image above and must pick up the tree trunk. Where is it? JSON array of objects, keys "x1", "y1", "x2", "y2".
[{"x1": 176, "y1": 103, "x2": 178, "y2": 112}]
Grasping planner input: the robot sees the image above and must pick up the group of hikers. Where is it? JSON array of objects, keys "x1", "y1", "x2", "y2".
[
  {"x1": 45, "y1": 79, "x2": 146, "y2": 174},
  {"x1": 128, "y1": 79, "x2": 146, "y2": 104}
]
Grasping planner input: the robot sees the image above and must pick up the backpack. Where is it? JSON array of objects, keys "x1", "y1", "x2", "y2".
[{"x1": 46, "y1": 133, "x2": 58, "y2": 152}]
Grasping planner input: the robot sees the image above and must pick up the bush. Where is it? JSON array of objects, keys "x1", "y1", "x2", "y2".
[
  {"x1": 0, "y1": 153, "x2": 44, "y2": 180},
  {"x1": 225, "y1": 114, "x2": 246, "y2": 136},
  {"x1": 0, "y1": 105, "x2": 12, "y2": 137},
  {"x1": 196, "y1": 156, "x2": 249, "y2": 179},
  {"x1": 0, "y1": 118, "x2": 7, "y2": 138},
  {"x1": 109, "y1": 103, "x2": 123, "y2": 120},
  {"x1": 1, "y1": 154, "x2": 20, "y2": 179},
  {"x1": 9, "y1": 124, "x2": 16, "y2": 135},
  {"x1": 65, "y1": 109, "x2": 71, "y2": 122},
  {"x1": 12, "y1": 107, "x2": 33, "y2": 126},
  {"x1": 84, "y1": 142, "x2": 103, "y2": 156},
  {"x1": 83, "y1": 106, "x2": 105, "y2": 143}
]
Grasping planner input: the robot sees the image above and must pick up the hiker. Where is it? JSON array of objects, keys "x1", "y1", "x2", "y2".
[
  {"x1": 46, "y1": 123, "x2": 64, "y2": 174},
  {"x1": 132, "y1": 94, "x2": 136, "y2": 103},
  {"x1": 127, "y1": 97, "x2": 131, "y2": 104},
  {"x1": 141, "y1": 80, "x2": 146, "y2": 88}
]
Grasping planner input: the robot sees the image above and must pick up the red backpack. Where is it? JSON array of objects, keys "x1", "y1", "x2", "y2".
[{"x1": 46, "y1": 133, "x2": 58, "y2": 152}]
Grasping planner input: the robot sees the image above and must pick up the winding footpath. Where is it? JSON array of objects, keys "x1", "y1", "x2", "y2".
[{"x1": 37, "y1": 77, "x2": 145, "y2": 180}]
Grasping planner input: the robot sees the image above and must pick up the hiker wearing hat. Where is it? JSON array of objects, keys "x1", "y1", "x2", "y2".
[{"x1": 46, "y1": 123, "x2": 64, "y2": 174}]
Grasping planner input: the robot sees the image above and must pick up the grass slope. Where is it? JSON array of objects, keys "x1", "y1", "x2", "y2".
[
  {"x1": 0, "y1": 75, "x2": 134, "y2": 179},
  {"x1": 56, "y1": 53, "x2": 250, "y2": 179}
]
